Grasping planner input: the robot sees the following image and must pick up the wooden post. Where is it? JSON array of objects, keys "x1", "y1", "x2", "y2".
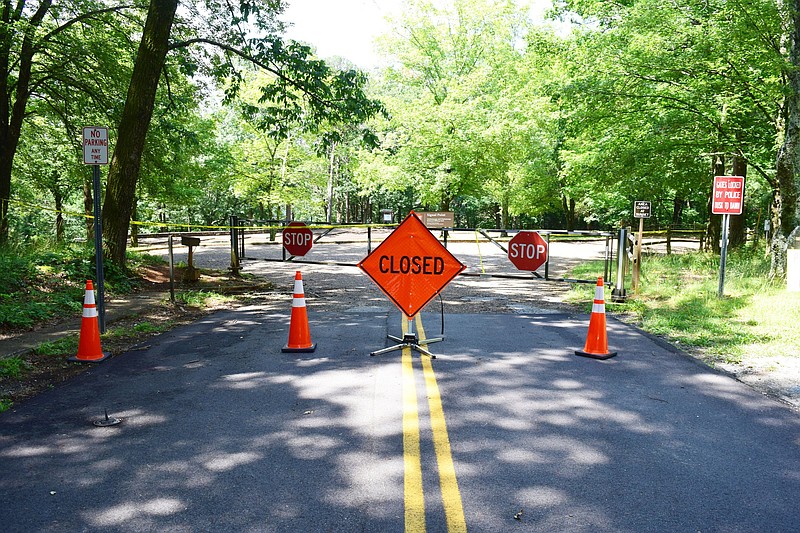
[{"x1": 633, "y1": 217, "x2": 644, "y2": 293}]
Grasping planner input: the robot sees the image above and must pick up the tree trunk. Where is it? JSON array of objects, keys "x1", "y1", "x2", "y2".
[
  {"x1": 772, "y1": 0, "x2": 800, "y2": 277},
  {"x1": 54, "y1": 189, "x2": 65, "y2": 242},
  {"x1": 669, "y1": 195, "x2": 684, "y2": 255},
  {"x1": 562, "y1": 196, "x2": 575, "y2": 231},
  {"x1": 0, "y1": 144, "x2": 12, "y2": 242},
  {"x1": 102, "y1": 0, "x2": 179, "y2": 266},
  {"x1": 84, "y1": 178, "x2": 94, "y2": 243},
  {"x1": 729, "y1": 155, "x2": 747, "y2": 248},
  {"x1": 326, "y1": 143, "x2": 336, "y2": 224}
]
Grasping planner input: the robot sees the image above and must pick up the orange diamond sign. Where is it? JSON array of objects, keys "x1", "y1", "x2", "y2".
[{"x1": 359, "y1": 211, "x2": 465, "y2": 317}]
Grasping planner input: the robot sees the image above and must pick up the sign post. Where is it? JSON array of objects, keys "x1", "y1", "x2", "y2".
[
  {"x1": 359, "y1": 211, "x2": 465, "y2": 357},
  {"x1": 83, "y1": 127, "x2": 109, "y2": 332},
  {"x1": 632, "y1": 201, "x2": 651, "y2": 293},
  {"x1": 711, "y1": 176, "x2": 745, "y2": 297}
]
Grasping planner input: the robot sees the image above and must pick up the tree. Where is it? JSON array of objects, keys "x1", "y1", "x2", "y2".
[
  {"x1": 378, "y1": 0, "x2": 548, "y2": 225},
  {"x1": 0, "y1": 0, "x2": 135, "y2": 244},
  {"x1": 773, "y1": 0, "x2": 800, "y2": 276},
  {"x1": 102, "y1": 0, "x2": 384, "y2": 266},
  {"x1": 554, "y1": 0, "x2": 796, "y2": 267}
]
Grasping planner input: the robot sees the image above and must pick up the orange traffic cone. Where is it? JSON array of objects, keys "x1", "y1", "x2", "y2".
[
  {"x1": 282, "y1": 271, "x2": 316, "y2": 353},
  {"x1": 575, "y1": 277, "x2": 617, "y2": 360},
  {"x1": 69, "y1": 280, "x2": 109, "y2": 363}
]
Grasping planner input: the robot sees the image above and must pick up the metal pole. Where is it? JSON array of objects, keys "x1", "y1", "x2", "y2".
[
  {"x1": 633, "y1": 217, "x2": 644, "y2": 293},
  {"x1": 367, "y1": 225, "x2": 372, "y2": 254},
  {"x1": 168, "y1": 234, "x2": 175, "y2": 303},
  {"x1": 229, "y1": 215, "x2": 240, "y2": 274},
  {"x1": 240, "y1": 220, "x2": 246, "y2": 259},
  {"x1": 281, "y1": 221, "x2": 287, "y2": 261},
  {"x1": 544, "y1": 233, "x2": 551, "y2": 281},
  {"x1": 92, "y1": 164, "x2": 106, "y2": 333},
  {"x1": 612, "y1": 227, "x2": 627, "y2": 302},
  {"x1": 718, "y1": 214, "x2": 730, "y2": 298}
]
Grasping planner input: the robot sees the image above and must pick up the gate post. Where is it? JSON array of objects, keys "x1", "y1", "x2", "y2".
[
  {"x1": 611, "y1": 227, "x2": 628, "y2": 302},
  {"x1": 229, "y1": 215, "x2": 240, "y2": 275}
]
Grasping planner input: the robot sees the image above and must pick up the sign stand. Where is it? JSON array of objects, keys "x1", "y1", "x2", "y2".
[
  {"x1": 718, "y1": 213, "x2": 731, "y2": 298},
  {"x1": 369, "y1": 316, "x2": 443, "y2": 358},
  {"x1": 91, "y1": 164, "x2": 106, "y2": 333},
  {"x1": 83, "y1": 126, "x2": 109, "y2": 333},
  {"x1": 632, "y1": 201, "x2": 651, "y2": 294},
  {"x1": 711, "y1": 176, "x2": 745, "y2": 297},
  {"x1": 358, "y1": 211, "x2": 465, "y2": 358}
]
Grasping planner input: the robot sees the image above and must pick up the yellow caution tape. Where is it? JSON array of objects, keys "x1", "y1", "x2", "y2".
[{"x1": 6, "y1": 198, "x2": 398, "y2": 232}]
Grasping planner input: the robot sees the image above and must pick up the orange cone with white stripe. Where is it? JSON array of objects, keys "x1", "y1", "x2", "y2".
[
  {"x1": 282, "y1": 271, "x2": 316, "y2": 353},
  {"x1": 575, "y1": 277, "x2": 617, "y2": 360},
  {"x1": 69, "y1": 280, "x2": 109, "y2": 363}
]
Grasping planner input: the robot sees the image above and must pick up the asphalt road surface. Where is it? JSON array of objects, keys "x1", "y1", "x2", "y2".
[{"x1": 1, "y1": 249, "x2": 798, "y2": 532}]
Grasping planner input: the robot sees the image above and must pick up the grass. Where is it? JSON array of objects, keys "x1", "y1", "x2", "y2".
[
  {"x1": 566, "y1": 246, "x2": 798, "y2": 365},
  {"x1": 33, "y1": 336, "x2": 79, "y2": 356},
  {"x1": 0, "y1": 357, "x2": 29, "y2": 378},
  {"x1": 103, "y1": 320, "x2": 172, "y2": 340},
  {"x1": 174, "y1": 290, "x2": 235, "y2": 307}
]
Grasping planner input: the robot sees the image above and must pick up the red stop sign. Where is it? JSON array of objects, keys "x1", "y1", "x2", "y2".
[
  {"x1": 282, "y1": 222, "x2": 313, "y2": 256},
  {"x1": 508, "y1": 231, "x2": 548, "y2": 271}
]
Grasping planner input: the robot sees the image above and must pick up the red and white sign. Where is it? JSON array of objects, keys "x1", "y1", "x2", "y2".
[
  {"x1": 712, "y1": 176, "x2": 745, "y2": 215},
  {"x1": 508, "y1": 231, "x2": 548, "y2": 272},
  {"x1": 282, "y1": 222, "x2": 313, "y2": 256},
  {"x1": 83, "y1": 126, "x2": 108, "y2": 165},
  {"x1": 359, "y1": 211, "x2": 465, "y2": 317}
]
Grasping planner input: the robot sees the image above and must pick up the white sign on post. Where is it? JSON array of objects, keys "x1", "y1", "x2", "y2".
[{"x1": 83, "y1": 126, "x2": 109, "y2": 165}]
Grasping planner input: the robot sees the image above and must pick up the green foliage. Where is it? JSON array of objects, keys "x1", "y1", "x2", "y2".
[
  {"x1": 34, "y1": 336, "x2": 79, "y2": 357},
  {"x1": 174, "y1": 290, "x2": 233, "y2": 307},
  {"x1": 0, "y1": 357, "x2": 29, "y2": 379},
  {"x1": 0, "y1": 244, "x2": 156, "y2": 330},
  {"x1": 103, "y1": 320, "x2": 170, "y2": 340},
  {"x1": 0, "y1": 398, "x2": 12, "y2": 413}
]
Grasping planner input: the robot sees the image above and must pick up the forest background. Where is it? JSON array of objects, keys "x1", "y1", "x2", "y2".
[{"x1": 1, "y1": 0, "x2": 800, "y2": 277}]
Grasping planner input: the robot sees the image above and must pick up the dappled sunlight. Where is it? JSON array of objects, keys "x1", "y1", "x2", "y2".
[
  {"x1": 115, "y1": 409, "x2": 169, "y2": 427},
  {"x1": 84, "y1": 497, "x2": 186, "y2": 527},
  {"x1": 327, "y1": 451, "x2": 404, "y2": 517},
  {"x1": 516, "y1": 485, "x2": 570, "y2": 508},
  {"x1": 285, "y1": 434, "x2": 344, "y2": 460},
  {"x1": 0, "y1": 443, "x2": 51, "y2": 458},
  {"x1": 680, "y1": 372, "x2": 776, "y2": 411},
  {"x1": 151, "y1": 460, "x2": 215, "y2": 489},
  {"x1": 215, "y1": 371, "x2": 272, "y2": 390},
  {"x1": 201, "y1": 451, "x2": 262, "y2": 472}
]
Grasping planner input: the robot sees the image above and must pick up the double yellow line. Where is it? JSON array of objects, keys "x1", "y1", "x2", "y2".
[{"x1": 401, "y1": 315, "x2": 467, "y2": 533}]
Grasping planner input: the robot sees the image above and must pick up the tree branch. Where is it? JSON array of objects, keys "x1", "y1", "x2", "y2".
[{"x1": 167, "y1": 36, "x2": 333, "y2": 109}]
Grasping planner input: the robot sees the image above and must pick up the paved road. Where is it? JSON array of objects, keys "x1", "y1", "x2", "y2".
[{"x1": 1, "y1": 262, "x2": 798, "y2": 532}]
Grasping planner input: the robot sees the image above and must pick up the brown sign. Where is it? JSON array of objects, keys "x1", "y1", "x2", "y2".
[{"x1": 417, "y1": 211, "x2": 455, "y2": 229}]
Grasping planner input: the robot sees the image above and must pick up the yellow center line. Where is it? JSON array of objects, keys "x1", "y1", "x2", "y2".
[
  {"x1": 402, "y1": 319, "x2": 426, "y2": 532},
  {"x1": 416, "y1": 315, "x2": 468, "y2": 533}
]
